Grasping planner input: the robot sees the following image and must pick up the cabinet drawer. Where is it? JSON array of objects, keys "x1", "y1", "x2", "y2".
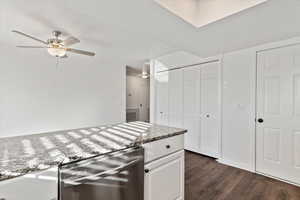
[{"x1": 143, "y1": 135, "x2": 184, "y2": 163}]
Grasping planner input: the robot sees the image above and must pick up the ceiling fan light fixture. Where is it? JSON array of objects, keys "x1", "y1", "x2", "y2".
[
  {"x1": 142, "y1": 74, "x2": 149, "y2": 79},
  {"x1": 47, "y1": 47, "x2": 66, "y2": 57}
]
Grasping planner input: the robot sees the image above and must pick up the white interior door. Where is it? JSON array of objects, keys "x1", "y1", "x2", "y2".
[
  {"x1": 183, "y1": 62, "x2": 220, "y2": 157},
  {"x1": 169, "y1": 69, "x2": 183, "y2": 128},
  {"x1": 256, "y1": 44, "x2": 300, "y2": 185},
  {"x1": 183, "y1": 66, "x2": 201, "y2": 153},
  {"x1": 200, "y1": 62, "x2": 220, "y2": 158},
  {"x1": 155, "y1": 71, "x2": 169, "y2": 126}
]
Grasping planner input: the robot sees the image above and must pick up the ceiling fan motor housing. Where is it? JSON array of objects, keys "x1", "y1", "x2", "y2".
[
  {"x1": 48, "y1": 38, "x2": 63, "y2": 45},
  {"x1": 52, "y1": 30, "x2": 62, "y2": 38}
]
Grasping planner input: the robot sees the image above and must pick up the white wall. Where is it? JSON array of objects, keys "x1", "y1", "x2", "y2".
[
  {"x1": 220, "y1": 48, "x2": 256, "y2": 171},
  {"x1": 151, "y1": 36, "x2": 300, "y2": 172},
  {"x1": 126, "y1": 75, "x2": 150, "y2": 122},
  {"x1": 0, "y1": 45, "x2": 126, "y2": 138},
  {"x1": 219, "y1": 36, "x2": 300, "y2": 171}
]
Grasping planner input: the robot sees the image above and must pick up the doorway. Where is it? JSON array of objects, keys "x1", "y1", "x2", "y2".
[
  {"x1": 256, "y1": 43, "x2": 300, "y2": 185},
  {"x1": 126, "y1": 64, "x2": 150, "y2": 122}
]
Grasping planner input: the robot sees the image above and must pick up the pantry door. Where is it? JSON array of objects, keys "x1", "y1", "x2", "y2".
[{"x1": 256, "y1": 44, "x2": 300, "y2": 185}]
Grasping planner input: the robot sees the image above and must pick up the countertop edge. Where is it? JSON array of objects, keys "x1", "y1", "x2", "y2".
[{"x1": 0, "y1": 129, "x2": 186, "y2": 182}]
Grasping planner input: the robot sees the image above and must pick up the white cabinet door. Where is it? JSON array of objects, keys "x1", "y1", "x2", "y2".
[
  {"x1": 155, "y1": 71, "x2": 169, "y2": 126},
  {"x1": 168, "y1": 69, "x2": 183, "y2": 128},
  {"x1": 256, "y1": 45, "x2": 300, "y2": 185},
  {"x1": 145, "y1": 151, "x2": 184, "y2": 200},
  {"x1": 183, "y1": 62, "x2": 220, "y2": 158},
  {"x1": 0, "y1": 168, "x2": 58, "y2": 200},
  {"x1": 200, "y1": 62, "x2": 220, "y2": 158}
]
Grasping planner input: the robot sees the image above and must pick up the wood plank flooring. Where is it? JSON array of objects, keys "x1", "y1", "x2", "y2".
[{"x1": 185, "y1": 151, "x2": 300, "y2": 200}]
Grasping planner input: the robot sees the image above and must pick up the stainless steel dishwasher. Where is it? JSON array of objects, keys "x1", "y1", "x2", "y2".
[{"x1": 58, "y1": 147, "x2": 144, "y2": 200}]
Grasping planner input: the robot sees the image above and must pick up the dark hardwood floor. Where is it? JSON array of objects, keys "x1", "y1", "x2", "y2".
[{"x1": 185, "y1": 151, "x2": 300, "y2": 200}]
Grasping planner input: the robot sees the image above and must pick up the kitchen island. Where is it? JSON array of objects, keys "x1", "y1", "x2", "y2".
[{"x1": 0, "y1": 121, "x2": 186, "y2": 200}]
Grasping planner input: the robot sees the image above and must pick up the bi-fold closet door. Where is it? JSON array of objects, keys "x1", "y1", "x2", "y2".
[
  {"x1": 155, "y1": 71, "x2": 170, "y2": 126},
  {"x1": 155, "y1": 61, "x2": 220, "y2": 158},
  {"x1": 183, "y1": 62, "x2": 220, "y2": 158},
  {"x1": 155, "y1": 69, "x2": 183, "y2": 128}
]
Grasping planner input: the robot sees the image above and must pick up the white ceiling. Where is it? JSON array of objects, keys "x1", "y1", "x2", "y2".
[
  {"x1": 1, "y1": 0, "x2": 300, "y2": 67},
  {"x1": 154, "y1": 0, "x2": 268, "y2": 28}
]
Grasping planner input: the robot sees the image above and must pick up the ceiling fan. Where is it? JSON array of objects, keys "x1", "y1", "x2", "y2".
[
  {"x1": 138, "y1": 62, "x2": 150, "y2": 79},
  {"x1": 12, "y1": 30, "x2": 96, "y2": 58}
]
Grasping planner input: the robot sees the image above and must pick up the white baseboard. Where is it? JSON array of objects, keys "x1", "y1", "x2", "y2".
[
  {"x1": 185, "y1": 148, "x2": 219, "y2": 159},
  {"x1": 217, "y1": 158, "x2": 254, "y2": 173},
  {"x1": 256, "y1": 172, "x2": 300, "y2": 187},
  {"x1": 191, "y1": 154, "x2": 299, "y2": 187},
  {"x1": 217, "y1": 159, "x2": 300, "y2": 187}
]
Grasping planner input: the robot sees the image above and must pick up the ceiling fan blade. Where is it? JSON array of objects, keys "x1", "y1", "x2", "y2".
[
  {"x1": 16, "y1": 45, "x2": 48, "y2": 48},
  {"x1": 12, "y1": 30, "x2": 48, "y2": 45},
  {"x1": 66, "y1": 48, "x2": 96, "y2": 56},
  {"x1": 63, "y1": 36, "x2": 80, "y2": 46}
]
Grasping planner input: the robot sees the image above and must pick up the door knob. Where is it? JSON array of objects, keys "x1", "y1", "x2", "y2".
[{"x1": 257, "y1": 118, "x2": 264, "y2": 123}]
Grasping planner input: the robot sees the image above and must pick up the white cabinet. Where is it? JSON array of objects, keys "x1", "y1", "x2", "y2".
[
  {"x1": 0, "y1": 168, "x2": 58, "y2": 200},
  {"x1": 144, "y1": 151, "x2": 184, "y2": 200},
  {"x1": 143, "y1": 135, "x2": 185, "y2": 200}
]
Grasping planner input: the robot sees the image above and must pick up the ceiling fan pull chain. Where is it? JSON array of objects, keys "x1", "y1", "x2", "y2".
[{"x1": 56, "y1": 57, "x2": 59, "y2": 69}]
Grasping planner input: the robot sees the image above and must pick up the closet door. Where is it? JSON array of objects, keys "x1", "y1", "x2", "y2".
[
  {"x1": 183, "y1": 62, "x2": 220, "y2": 158},
  {"x1": 168, "y1": 69, "x2": 183, "y2": 128},
  {"x1": 155, "y1": 71, "x2": 169, "y2": 126},
  {"x1": 200, "y1": 62, "x2": 220, "y2": 158},
  {"x1": 183, "y1": 66, "x2": 201, "y2": 153}
]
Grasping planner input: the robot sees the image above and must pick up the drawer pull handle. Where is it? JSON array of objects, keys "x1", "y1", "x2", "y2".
[
  {"x1": 145, "y1": 169, "x2": 150, "y2": 173},
  {"x1": 166, "y1": 145, "x2": 171, "y2": 149}
]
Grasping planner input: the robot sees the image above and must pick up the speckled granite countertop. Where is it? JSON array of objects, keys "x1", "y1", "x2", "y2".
[{"x1": 0, "y1": 121, "x2": 186, "y2": 181}]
